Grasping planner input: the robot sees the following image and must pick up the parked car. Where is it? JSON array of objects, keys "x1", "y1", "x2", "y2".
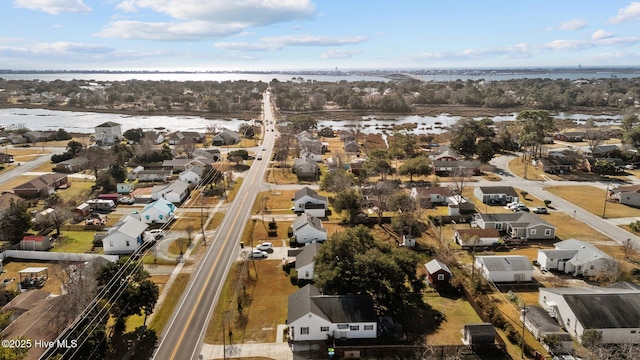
[
  {"x1": 256, "y1": 242, "x2": 274, "y2": 252},
  {"x1": 508, "y1": 202, "x2": 525, "y2": 210},
  {"x1": 145, "y1": 229, "x2": 165, "y2": 241},
  {"x1": 119, "y1": 197, "x2": 135, "y2": 205},
  {"x1": 513, "y1": 205, "x2": 530, "y2": 212},
  {"x1": 532, "y1": 207, "x2": 548, "y2": 214},
  {"x1": 249, "y1": 250, "x2": 268, "y2": 259}
]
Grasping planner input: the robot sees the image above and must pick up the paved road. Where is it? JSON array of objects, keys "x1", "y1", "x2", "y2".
[
  {"x1": 0, "y1": 146, "x2": 65, "y2": 185},
  {"x1": 153, "y1": 90, "x2": 277, "y2": 360},
  {"x1": 488, "y1": 154, "x2": 640, "y2": 248}
]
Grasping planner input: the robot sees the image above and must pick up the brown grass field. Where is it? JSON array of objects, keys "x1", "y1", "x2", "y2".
[{"x1": 547, "y1": 185, "x2": 640, "y2": 218}]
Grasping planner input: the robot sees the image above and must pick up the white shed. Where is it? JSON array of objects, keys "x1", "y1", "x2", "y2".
[{"x1": 475, "y1": 255, "x2": 533, "y2": 283}]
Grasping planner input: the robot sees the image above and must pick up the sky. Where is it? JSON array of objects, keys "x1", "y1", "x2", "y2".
[{"x1": 2, "y1": 0, "x2": 640, "y2": 71}]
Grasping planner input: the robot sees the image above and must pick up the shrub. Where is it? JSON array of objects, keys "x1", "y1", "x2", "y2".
[
  {"x1": 630, "y1": 220, "x2": 640, "y2": 232},
  {"x1": 290, "y1": 269, "x2": 298, "y2": 286},
  {"x1": 544, "y1": 199, "x2": 552, "y2": 207}
]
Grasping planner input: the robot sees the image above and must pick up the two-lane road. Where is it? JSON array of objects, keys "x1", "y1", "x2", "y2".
[{"x1": 153, "y1": 90, "x2": 277, "y2": 360}]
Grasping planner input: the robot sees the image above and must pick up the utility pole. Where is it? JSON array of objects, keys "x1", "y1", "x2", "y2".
[
  {"x1": 602, "y1": 183, "x2": 609, "y2": 219},
  {"x1": 200, "y1": 190, "x2": 206, "y2": 246},
  {"x1": 521, "y1": 302, "x2": 527, "y2": 359}
]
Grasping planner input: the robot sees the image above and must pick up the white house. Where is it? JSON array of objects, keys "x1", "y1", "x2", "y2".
[
  {"x1": 295, "y1": 242, "x2": 321, "y2": 280},
  {"x1": 474, "y1": 186, "x2": 519, "y2": 205},
  {"x1": 521, "y1": 305, "x2": 573, "y2": 354},
  {"x1": 473, "y1": 212, "x2": 556, "y2": 241},
  {"x1": 94, "y1": 121, "x2": 122, "y2": 146},
  {"x1": 136, "y1": 198, "x2": 176, "y2": 224},
  {"x1": 539, "y1": 286, "x2": 640, "y2": 344},
  {"x1": 409, "y1": 186, "x2": 452, "y2": 205},
  {"x1": 292, "y1": 214, "x2": 327, "y2": 244},
  {"x1": 293, "y1": 187, "x2": 328, "y2": 217},
  {"x1": 102, "y1": 216, "x2": 148, "y2": 255},
  {"x1": 152, "y1": 180, "x2": 190, "y2": 203},
  {"x1": 287, "y1": 284, "x2": 377, "y2": 343},
  {"x1": 475, "y1": 255, "x2": 533, "y2": 283},
  {"x1": 179, "y1": 165, "x2": 204, "y2": 186},
  {"x1": 537, "y1": 239, "x2": 617, "y2": 278},
  {"x1": 116, "y1": 183, "x2": 135, "y2": 194},
  {"x1": 454, "y1": 228, "x2": 501, "y2": 248}
]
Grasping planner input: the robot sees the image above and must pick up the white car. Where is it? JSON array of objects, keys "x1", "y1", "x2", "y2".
[
  {"x1": 508, "y1": 202, "x2": 525, "y2": 209},
  {"x1": 261, "y1": 146, "x2": 266, "y2": 151},
  {"x1": 256, "y1": 154, "x2": 263, "y2": 160},
  {"x1": 249, "y1": 250, "x2": 268, "y2": 259},
  {"x1": 256, "y1": 242, "x2": 274, "y2": 252},
  {"x1": 144, "y1": 229, "x2": 164, "y2": 241}
]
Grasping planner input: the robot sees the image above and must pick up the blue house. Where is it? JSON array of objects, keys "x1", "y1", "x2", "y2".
[{"x1": 137, "y1": 198, "x2": 176, "y2": 224}]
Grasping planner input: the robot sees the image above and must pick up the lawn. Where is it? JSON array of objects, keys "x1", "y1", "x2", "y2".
[
  {"x1": 52, "y1": 230, "x2": 96, "y2": 253},
  {"x1": 226, "y1": 177, "x2": 244, "y2": 202},
  {"x1": 508, "y1": 157, "x2": 560, "y2": 181},
  {"x1": 205, "y1": 260, "x2": 298, "y2": 344},
  {"x1": 424, "y1": 293, "x2": 483, "y2": 345},
  {"x1": 252, "y1": 190, "x2": 296, "y2": 214},
  {"x1": 1, "y1": 260, "x2": 66, "y2": 295},
  {"x1": 207, "y1": 211, "x2": 225, "y2": 230},
  {"x1": 171, "y1": 215, "x2": 202, "y2": 231},
  {"x1": 252, "y1": 219, "x2": 292, "y2": 246},
  {"x1": 148, "y1": 273, "x2": 191, "y2": 333},
  {"x1": 57, "y1": 179, "x2": 95, "y2": 204},
  {"x1": 546, "y1": 185, "x2": 640, "y2": 218},
  {"x1": 265, "y1": 168, "x2": 299, "y2": 185}
]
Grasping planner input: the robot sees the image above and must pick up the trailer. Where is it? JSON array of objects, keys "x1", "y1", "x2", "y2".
[{"x1": 86, "y1": 199, "x2": 116, "y2": 211}]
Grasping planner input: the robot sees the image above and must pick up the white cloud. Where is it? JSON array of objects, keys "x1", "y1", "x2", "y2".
[
  {"x1": 592, "y1": 29, "x2": 614, "y2": 40},
  {"x1": 557, "y1": 18, "x2": 588, "y2": 31},
  {"x1": 215, "y1": 35, "x2": 367, "y2": 51},
  {"x1": 13, "y1": 0, "x2": 91, "y2": 15},
  {"x1": 104, "y1": 0, "x2": 316, "y2": 40},
  {"x1": 544, "y1": 39, "x2": 591, "y2": 50},
  {"x1": 321, "y1": 49, "x2": 360, "y2": 59},
  {"x1": 610, "y1": 2, "x2": 640, "y2": 23},
  {"x1": 31, "y1": 42, "x2": 112, "y2": 54}
]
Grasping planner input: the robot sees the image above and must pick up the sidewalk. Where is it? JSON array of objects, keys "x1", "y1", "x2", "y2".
[{"x1": 200, "y1": 341, "x2": 292, "y2": 360}]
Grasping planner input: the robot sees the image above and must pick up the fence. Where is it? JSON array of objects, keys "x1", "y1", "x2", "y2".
[{"x1": 1, "y1": 250, "x2": 118, "y2": 263}]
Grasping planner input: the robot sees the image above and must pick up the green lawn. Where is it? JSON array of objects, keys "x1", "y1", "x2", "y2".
[
  {"x1": 149, "y1": 273, "x2": 191, "y2": 333},
  {"x1": 52, "y1": 230, "x2": 95, "y2": 253}
]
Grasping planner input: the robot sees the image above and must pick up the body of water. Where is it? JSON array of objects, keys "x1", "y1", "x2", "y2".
[{"x1": 0, "y1": 108, "x2": 622, "y2": 135}]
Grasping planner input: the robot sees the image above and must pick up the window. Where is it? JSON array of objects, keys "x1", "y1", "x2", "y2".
[
  {"x1": 350, "y1": 325, "x2": 359, "y2": 331},
  {"x1": 590, "y1": 265, "x2": 595, "y2": 270},
  {"x1": 545, "y1": 229, "x2": 552, "y2": 236},
  {"x1": 300, "y1": 327, "x2": 309, "y2": 335},
  {"x1": 496, "y1": 223, "x2": 502, "y2": 230},
  {"x1": 364, "y1": 325, "x2": 374, "y2": 331},
  {"x1": 631, "y1": 330, "x2": 637, "y2": 334},
  {"x1": 126, "y1": 241, "x2": 130, "y2": 247},
  {"x1": 566, "y1": 318, "x2": 570, "y2": 327},
  {"x1": 145, "y1": 215, "x2": 150, "y2": 220},
  {"x1": 530, "y1": 229, "x2": 537, "y2": 235},
  {"x1": 337, "y1": 324, "x2": 349, "y2": 330},
  {"x1": 159, "y1": 215, "x2": 163, "y2": 219},
  {"x1": 437, "y1": 274, "x2": 445, "y2": 281},
  {"x1": 320, "y1": 326, "x2": 329, "y2": 332}
]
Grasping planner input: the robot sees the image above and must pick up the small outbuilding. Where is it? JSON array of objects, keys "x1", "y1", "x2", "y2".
[
  {"x1": 462, "y1": 323, "x2": 497, "y2": 346},
  {"x1": 425, "y1": 259, "x2": 452, "y2": 289},
  {"x1": 20, "y1": 235, "x2": 51, "y2": 251}
]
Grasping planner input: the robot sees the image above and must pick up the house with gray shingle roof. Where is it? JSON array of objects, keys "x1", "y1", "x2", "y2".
[
  {"x1": 95, "y1": 121, "x2": 122, "y2": 145},
  {"x1": 287, "y1": 284, "x2": 377, "y2": 342},
  {"x1": 539, "y1": 286, "x2": 640, "y2": 344},
  {"x1": 474, "y1": 255, "x2": 533, "y2": 282},
  {"x1": 537, "y1": 239, "x2": 617, "y2": 278},
  {"x1": 295, "y1": 242, "x2": 321, "y2": 280},
  {"x1": 293, "y1": 186, "x2": 328, "y2": 217},
  {"x1": 473, "y1": 212, "x2": 555, "y2": 240},
  {"x1": 292, "y1": 214, "x2": 327, "y2": 244},
  {"x1": 474, "y1": 186, "x2": 519, "y2": 205}
]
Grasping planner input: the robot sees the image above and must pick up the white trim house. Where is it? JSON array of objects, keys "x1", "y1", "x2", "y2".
[
  {"x1": 537, "y1": 239, "x2": 617, "y2": 278},
  {"x1": 293, "y1": 187, "x2": 328, "y2": 217},
  {"x1": 135, "y1": 198, "x2": 176, "y2": 224},
  {"x1": 295, "y1": 242, "x2": 321, "y2": 280},
  {"x1": 475, "y1": 255, "x2": 533, "y2": 283},
  {"x1": 152, "y1": 180, "x2": 190, "y2": 204},
  {"x1": 473, "y1": 212, "x2": 555, "y2": 241},
  {"x1": 292, "y1": 215, "x2": 327, "y2": 244},
  {"x1": 539, "y1": 286, "x2": 640, "y2": 344},
  {"x1": 102, "y1": 216, "x2": 148, "y2": 255},
  {"x1": 287, "y1": 284, "x2": 377, "y2": 343}
]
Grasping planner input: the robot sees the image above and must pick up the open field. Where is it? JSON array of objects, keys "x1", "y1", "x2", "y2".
[
  {"x1": 1, "y1": 260, "x2": 66, "y2": 295},
  {"x1": 423, "y1": 293, "x2": 483, "y2": 345},
  {"x1": 205, "y1": 260, "x2": 297, "y2": 344},
  {"x1": 252, "y1": 190, "x2": 296, "y2": 214},
  {"x1": 546, "y1": 185, "x2": 640, "y2": 218},
  {"x1": 265, "y1": 168, "x2": 299, "y2": 185},
  {"x1": 52, "y1": 230, "x2": 95, "y2": 253}
]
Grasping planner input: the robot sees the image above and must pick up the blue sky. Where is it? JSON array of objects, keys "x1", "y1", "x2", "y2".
[{"x1": 2, "y1": 0, "x2": 640, "y2": 71}]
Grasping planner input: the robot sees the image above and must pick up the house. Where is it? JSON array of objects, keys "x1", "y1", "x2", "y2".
[
  {"x1": 349, "y1": 160, "x2": 365, "y2": 175},
  {"x1": 296, "y1": 131, "x2": 315, "y2": 142},
  {"x1": 54, "y1": 157, "x2": 89, "y2": 173},
  {"x1": 610, "y1": 184, "x2": 640, "y2": 207},
  {"x1": 193, "y1": 148, "x2": 222, "y2": 162},
  {"x1": 521, "y1": 305, "x2": 573, "y2": 354},
  {"x1": 582, "y1": 157, "x2": 625, "y2": 173},
  {"x1": 537, "y1": 239, "x2": 617, "y2": 278},
  {"x1": 429, "y1": 148, "x2": 460, "y2": 162},
  {"x1": 287, "y1": 284, "x2": 377, "y2": 343},
  {"x1": 179, "y1": 165, "x2": 204, "y2": 185},
  {"x1": 474, "y1": 186, "x2": 519, "y2": 205},
  {"x1": 473, "y1": 212, "x2": 556, "y2": 240},
  {"x1": 20, "y1": 235, "x2": 51, "y2": 251},
  {"x1": 292, "y1": 214, "x2": 327, "y2": 244},
  {"x1": 117, "y1": 183, "x2": 135, "y2": 194},
  {"x1": 152, "y1": 180, "x2": 190, "y2": 203},
  {"x1": 211, "y1": 129, "x2": 240, "y2": 146},
  {"x1": 13, "y1": 173, "x2": 69, "y2": 198},
  {"x1": 447, "y1": 195, "x2": 475, "y2": 215},
  {"x1": 432, "y1": 160, "x2": 481, "y2": 175},
  {"x1": 0, "y1": 192, "x2": 23, "y2": 216},
  {"x1": 295, "y1": 242, "x2": 321, "y2": 280},
  {"x1": 536, "y1": 157, "x2": 573, "y2": 174},
  {"x1": 318, "y1": 127, "x2": 334, "y2": 138},
  {"x1": 343, "y1": 140, "x2": 360, "y2": 153},
  {"x1": 1, "y1": 289, "x2": 51, "y2": 321},
  {"x1": 165, "y1": 131, "x2": 204, "y2": 145},
  {"x1": 127, "y1": 169, "x2": 173, "y2": 182},
  {"x1": 539, "y1": 286, "x2": 640, "y2": 344},
  {"x1": 162, "y1": 158, "x2": 207, "y2": 173},
  {"x1": 581, "y1": 144, "x2": 620, "y2": 157},
  {"x1": 454, "y1": 228, "x2": 501, "y2": 248},
  {"x1": 462, "y1": 323, "x2": 497, "y2": 346},
  {"x1": 102, "y1": 216, "x2": 148, "y2": 255},
  {"x1": 292, "y1": 157, "x2": 319, "y2": 180},
  {"x1": 95, "y1": 121, "x2": 122, "y2": 145},
  {"x1": 34, "y1": 208, "x2": 55, "y2": 223},
  {"x1": 425, "y1": 259, "x2": 452, "y2": 289},
  {"x1": 293, "y1": 187, "x2": 328, "y2": 217},
  {"x1": 474, "y1": 255, "x2": 533, "y2": 282},
  {"x1": 136, "y1": 198, "x2": 176, "y2": 224},
  {"x1": 298, "y1": 139, "x2": 324, "y2": 156},
  {"x1": 409, "y1": 186, "x2": 452, "y2": 206}
]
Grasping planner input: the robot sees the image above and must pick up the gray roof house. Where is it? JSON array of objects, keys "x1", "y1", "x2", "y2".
[
  {"x1": 537, "y1": 239, "x2": 617, "y2": 278},
  {"x1": 292, "y1": 157, "x2": 319, "y2": 180},
  {"x1": 292, "y1": 214, "x2": 327, "y2": 244},
  {"x1": 211, "y1": 129, "x2": 240, "y2": 146},
  {"x1": 474, "y1": 255, "x2": 533, "y2": 283},
  {"x1": 474, "y1": 186, "x2": 520, "y2": 205},
  {"x1": 462, "y1": 323, "x2": 497, "y2": 346},
  {"x1": 95, "y1": 121, "x2": 122, "y2": 146},
  {"x1": 293, "y1": 186, "x2": 328, "y2": 217},
  {"x1": 611, "y1": 184, "x2": 640, "y2": 208},
  {"x1": 539, "y1": 286, "x2": 640, "y2": 344},
  {"x1": 474, "y1": 212, "x2": 555, "y2": 241},
  {"x1": 295, "y1": 242, "x2": 321, "y2": 280},
  {"x1": 287, "y1": 284, "x2": 377, "y2": 342},
  {"x1": 521, "y1": 305, "x2": 573, "y2": 354}
]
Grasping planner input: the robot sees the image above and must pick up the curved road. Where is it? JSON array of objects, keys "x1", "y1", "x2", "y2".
[{"x1": 153, "y1": 90, "x2": 276, "y2": 360}]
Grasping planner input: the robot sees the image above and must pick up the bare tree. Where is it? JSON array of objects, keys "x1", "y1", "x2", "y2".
[
  {"x1": 48, "y1": 206, "x2": 72, "y2": 237},
  {"x1": 448, "y1": 165, "x2": 474, "y2": 196},
  {"x1": 368, "y1": 181, "x2": 395, "y2": 225},
  {"x1": 623, "y1": 238, "x2": 638, "y2": 260},
  {"x1": 185, "y1": 224, "x2": 195, "y2": 247},
  {"x1": 178, "y1": 137, "x2": 196, "y2": 158},
  {"x1": 51, "y1": 259, "x2": 100, "y2": 326},
  {"x1": 584, "y1": 128, "x2": 606, "y2": 156}
]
